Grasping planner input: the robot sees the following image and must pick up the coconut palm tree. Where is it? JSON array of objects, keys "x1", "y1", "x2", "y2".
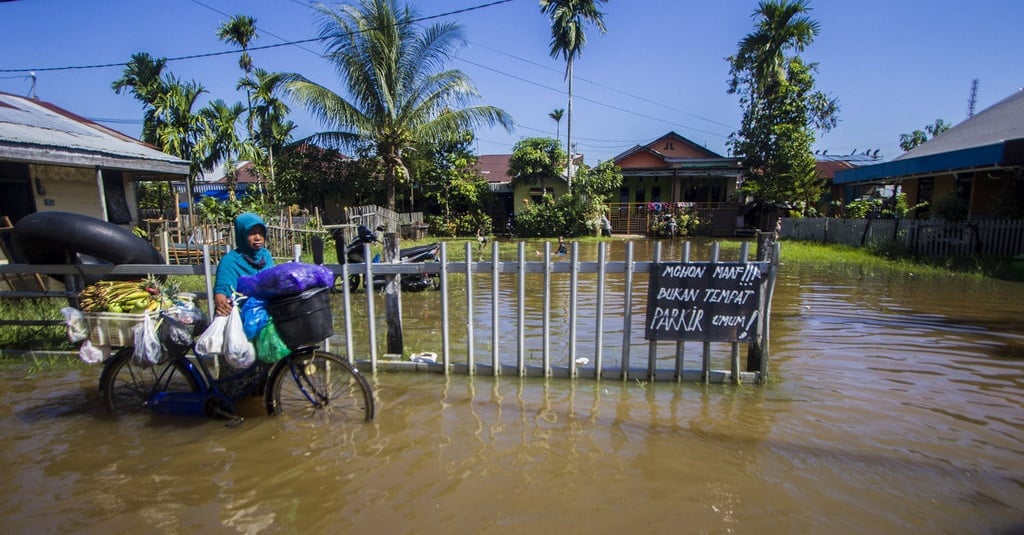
[
  {"x1": 284, "y1": 0, "x2": 513, "y2": 212},
  {"x1": 540, "y1": 0, "x2": 607, "y2": 191},
  {"x1": 549, "y1": 108, "x2": 564, "y2": 141}
]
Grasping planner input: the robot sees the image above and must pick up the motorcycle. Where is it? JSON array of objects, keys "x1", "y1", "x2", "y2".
[{"x1": 331, "y1": 225, "x2": 440, "y2": 292}]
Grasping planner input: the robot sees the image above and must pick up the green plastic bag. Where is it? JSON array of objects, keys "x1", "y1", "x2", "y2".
[{"x1": 255, "y1": 322, "x2": 291, "y2": 363}]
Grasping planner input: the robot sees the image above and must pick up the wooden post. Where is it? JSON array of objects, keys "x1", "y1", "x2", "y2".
[
  {"x1": 748, "y1": 231, "x2": 776, "y2": 372},
  {"x1": 383, "y1": 231, "x2": 403, "y2": 356}
]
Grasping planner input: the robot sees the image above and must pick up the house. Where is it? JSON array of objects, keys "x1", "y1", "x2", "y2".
[
  {"x1": 834, "y1": 89, "x2": 1024, "y2": 220},
  {"x1": 475, "y1": 154, "x2": 515, "y2": 232},
  {"x1": 181, "y1": 160, "x2": 259, "y2": 205},
  {"x1": 0, "y1": 91, "x2": 188, "y2": 231},
  {"x1": 474, "y1": 153, "x2": 570, "y2": 233},
  {"x1": 610, "y1": 132, "x2": 743, "y2": 235}
]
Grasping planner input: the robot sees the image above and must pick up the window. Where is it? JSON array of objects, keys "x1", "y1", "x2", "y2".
[{"x1": 529, "y1": 187, "x2": 553, "y2": 204}]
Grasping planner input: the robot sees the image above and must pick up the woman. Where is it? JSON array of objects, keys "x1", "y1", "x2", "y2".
[{"x1": 213, "y1": 212, "x2": 274, "y2": 316}]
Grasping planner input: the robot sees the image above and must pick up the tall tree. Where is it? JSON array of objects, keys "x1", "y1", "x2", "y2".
[
  {"x1": 549, "y1": 108, "x2": 564, "y2": 141},
  {"x1": 218, "y1": 15, "x2": 258, "y2": 131},
  {"x1": 151, "y1": 76, "x2": 208, "y2": 223},
  {"x1": 197, "y1": 99, "x2": 251, "y2": 200},
  {"x1": 540, "y1": 0, "x2": 607, "y2": 191},
  {"x1": 239, "y1": 68, "x2": 295, "y2": 187},
  {"x1": 727, "y1": 0, "x2": 838, "y2": 213},
  {"x1": 284, "y1": 0, "x2": 513, "y2": 212}
]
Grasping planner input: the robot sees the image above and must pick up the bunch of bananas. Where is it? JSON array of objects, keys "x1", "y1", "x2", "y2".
[{"x1": 79, "y1": 277, "x2": 174, "y2": 314}]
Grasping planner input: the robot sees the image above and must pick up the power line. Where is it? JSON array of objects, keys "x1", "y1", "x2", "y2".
[
  {"x1": 458, "y1": 57, "x2": 729, "y2": 140},
  {"x1": 189, "y1": 0, "x2": 321, "y2": 58},
  {"x1": 469, "y1": 40, "x2": 736, "y2": 130},
  {"x1": 0, "y1": 0, "x2": 521, "y2": 73},
  {"x1": 86, "y1": 117, "x2": 143, "y2": 125}
]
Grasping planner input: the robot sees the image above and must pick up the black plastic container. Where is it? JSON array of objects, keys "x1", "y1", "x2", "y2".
[{"x1": 266, "y1": 286, "x2": 334, "y2": 349}]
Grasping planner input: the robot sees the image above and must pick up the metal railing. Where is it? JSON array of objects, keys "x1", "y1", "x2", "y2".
[{"x1": 0, "y1": 239, "x2": 779, "y2": 384}]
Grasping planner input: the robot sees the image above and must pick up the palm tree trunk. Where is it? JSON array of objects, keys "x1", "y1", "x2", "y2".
[{"x1": 267, "y1": 144, "x2": 275, "y2": 198}]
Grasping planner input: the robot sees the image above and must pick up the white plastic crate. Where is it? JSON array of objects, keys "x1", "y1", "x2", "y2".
[{"x1": 84, "y1": 310, "x2": 158, "y2": 347}]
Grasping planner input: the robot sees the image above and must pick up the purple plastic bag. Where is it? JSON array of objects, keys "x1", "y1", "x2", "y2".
[{"x1": 237, "y1": 262, "x2": 334, "y2": 299}]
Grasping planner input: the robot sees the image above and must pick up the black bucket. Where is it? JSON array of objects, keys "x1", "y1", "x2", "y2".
[{"x1": 267, "y1": 286, "x2": 334, "y2": 349}]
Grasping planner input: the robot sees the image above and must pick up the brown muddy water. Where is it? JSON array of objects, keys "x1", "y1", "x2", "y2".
[{"x1": 2, "y1": 239, "x2": 1023, "y2": 534}]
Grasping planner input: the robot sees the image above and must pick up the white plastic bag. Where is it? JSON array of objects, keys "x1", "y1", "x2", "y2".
[
  {"x1": 132, "y1": 313, "x2": 162, "y2": 366},
  {"x1": 77, "y1": 340, "x2": 108, "y2": 364},
  {"x1": 60, "y1": 307, "x2": 89, "y2": 343},
  {"x1": 223, "y1": 306, "x2": 256, "y2": 368},
  {"x1": 195, "y1": 315, "x2": 228, "y2": 356}
]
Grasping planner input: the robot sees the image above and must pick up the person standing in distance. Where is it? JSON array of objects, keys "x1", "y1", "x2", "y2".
[{"x1": 213, "y1": 212, "x2": 275, "y2": 316}]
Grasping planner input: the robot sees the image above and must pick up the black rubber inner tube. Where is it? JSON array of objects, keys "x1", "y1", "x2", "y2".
[{"x1": 11, "y1": 211, "x2": 164, "y2": 286}]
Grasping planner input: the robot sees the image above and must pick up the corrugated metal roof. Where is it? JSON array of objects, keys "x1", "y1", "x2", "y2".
[
  {"x1": 0, "y1": 91, "x2": 189, "y2": 177},
  {"x1": 835, "y1": 143, "x2": 1006, "y2": 184},
  {"x1": 894, "y1": 89, "x2": 1024, "y2": 160},
  {"x1": 474, "y1": 154, "x2": 512, "y2": 184},
  {"x1": 835, "y1": 89, "x2": 1024, "y2": 185}
]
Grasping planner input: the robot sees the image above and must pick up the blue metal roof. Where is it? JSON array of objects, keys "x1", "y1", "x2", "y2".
[{"x1": 833, "y1": 142, "x2": 1006, "y2": 185}]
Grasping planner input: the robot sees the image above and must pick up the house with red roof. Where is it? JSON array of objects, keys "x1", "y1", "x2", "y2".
[{"x1": 609, "y1": 132, "x2": 743, "y2": 235}]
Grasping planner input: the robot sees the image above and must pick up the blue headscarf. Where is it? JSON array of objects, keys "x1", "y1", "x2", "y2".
[{"x1": 214, "y1": 213, "x2": 275, "y2": 297}]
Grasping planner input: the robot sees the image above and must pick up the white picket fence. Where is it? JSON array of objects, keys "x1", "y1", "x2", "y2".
[{"x1": 780, "y1": 218, "x2": 1024, "y2": 258}]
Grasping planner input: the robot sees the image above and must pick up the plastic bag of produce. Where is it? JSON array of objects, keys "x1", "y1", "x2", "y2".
[
  {"x1": 255, "y1": 322, "x2": 291, "y2": 363},
  {"x1": 237, "y1": 262, "x2": 333, "y2": 299},
  {"x1": 195, "y1": 315, "x2": 227, "y2": 356},
  {"x1": 159, "y1": 308, "x2": 205, "y2": 360},
  {"x1": 60, "y1": 307, "x2": 89, "y2": 343},
  {"x1": 240, "y1": 296, "x2": 270, "y2": 340},
  {"x1": 223, "y1": 306, "x2": 255, "y2": 368},
  {"x1": 77, "y1": 340, "x2": 107, "y2": 364},
  {"x1": 132, "y1": 313, "x2": 163, "y2": 366}
]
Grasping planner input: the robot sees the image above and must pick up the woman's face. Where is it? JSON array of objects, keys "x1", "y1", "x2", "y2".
[{"x1": 247, "y1": 227, "x2": 266, "y2": 250}]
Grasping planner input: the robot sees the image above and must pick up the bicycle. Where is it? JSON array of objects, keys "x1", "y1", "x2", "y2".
[{"x1": 97, "y1": 311, "x2": 375, "y2": 425}]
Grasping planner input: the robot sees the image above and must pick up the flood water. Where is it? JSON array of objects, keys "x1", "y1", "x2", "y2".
[{"x1": 2, "y1": 239, "x2": 1023, "y2": 534}]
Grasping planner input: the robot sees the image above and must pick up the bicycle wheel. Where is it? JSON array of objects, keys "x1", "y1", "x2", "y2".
[
  {"x1": 266, "y1": 350, "x2": 374, "y2": 422},
  {"x1": 98, "y1": 347, "x2": 200, "y2": 417}
]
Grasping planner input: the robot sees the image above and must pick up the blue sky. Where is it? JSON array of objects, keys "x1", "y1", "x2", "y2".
[{"x1": 1, "y1": 0, "x2": 1021, "y2": 165}]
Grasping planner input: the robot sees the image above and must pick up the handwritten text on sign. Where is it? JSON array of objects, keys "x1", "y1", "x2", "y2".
[{"x1": 645, "y1": 262, "x2": 769, "y2": 342}]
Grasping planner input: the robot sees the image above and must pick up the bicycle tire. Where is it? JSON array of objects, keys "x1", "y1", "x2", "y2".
[
  {"x1": 98, "y1": 347, "x2": 200, "y2": 417},
  {"x1": 265, "y1": 350, "x2": 374, "y2": 423}
]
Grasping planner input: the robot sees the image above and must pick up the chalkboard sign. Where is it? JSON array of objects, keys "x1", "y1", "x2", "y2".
[{"x1": 645, "y1": 261, "x2": 769, "y2": 342}]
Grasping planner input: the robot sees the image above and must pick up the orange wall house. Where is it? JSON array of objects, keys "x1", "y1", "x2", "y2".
[{"x1": 612, "y1": 132, "x2": 742, "y2": 206}]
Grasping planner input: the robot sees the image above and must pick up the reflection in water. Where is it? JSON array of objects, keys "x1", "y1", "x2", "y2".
[{"x1": 1, "y1": 239, "x2": 1024, "y2": 533}]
